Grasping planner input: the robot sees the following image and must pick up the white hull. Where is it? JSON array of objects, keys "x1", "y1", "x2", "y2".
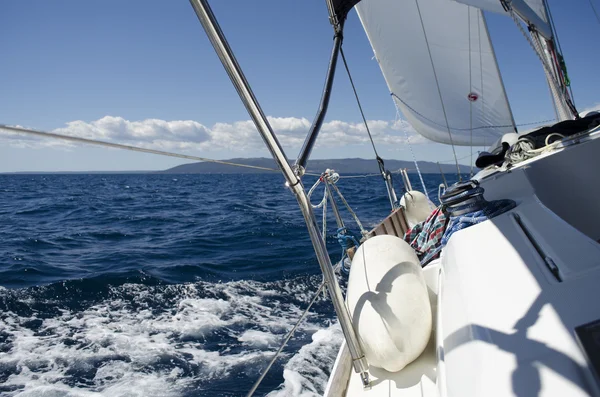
[{"x1": 325, "y1": 129, "x2": 600, "y2": 396}]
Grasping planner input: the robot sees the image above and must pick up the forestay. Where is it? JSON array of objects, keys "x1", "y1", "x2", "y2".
[{"x1": 356, "y1": 0, "x2": 516, "y2": 146}]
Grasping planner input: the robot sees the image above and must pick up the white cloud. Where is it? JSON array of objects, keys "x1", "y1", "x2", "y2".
[{"x1": 0, "y1": 115, "x2": 426, "y2": 153}]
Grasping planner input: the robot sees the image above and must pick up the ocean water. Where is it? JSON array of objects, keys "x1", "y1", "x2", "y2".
[{"x1": 0, "y1": 172, "x2": 455, "y2": 397}]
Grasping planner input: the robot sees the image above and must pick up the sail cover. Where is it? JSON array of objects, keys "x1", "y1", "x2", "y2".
[{"x1": 356, "y1": 0, "x2": 516, "y2": 146}]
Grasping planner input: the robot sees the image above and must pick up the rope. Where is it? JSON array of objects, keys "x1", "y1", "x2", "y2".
[
  {"x1": 414, "y1": 0, "x2": 461, "y2": 180},
  {"x1": 246, "y1": 281, "x2": 326, "y2": 397},
  {"x1": 545, "y1": 0, "x2": 576, "y2": 104},
  {"x1": 336, "y1": 227, "x2": 360, "y2": 274},
  {"x1": 307, "y1": 172, "x2": 335, "y2": 240},
  {"x1": 589, "y1": 0, "x2": 600, "y2": 26},
  {"x1": 338, "y1": 173, "x2": 383, "y2": 179},
  {"x1": 340, "y1": 45, "x2": 399, "y2": 209},
  {"x1": 308, "y1": 170, "x2": 368, "y2": 237},
  {"x1": 478, "y1": 11, "x2": 486, "y2": 135},
  {"x1": 438, "y1": 183, "x2": 446, "y2": 204},
  {"x1": 394, "y1": 105, "x2": 430, "y2": 201},
  {"x1": 437, "y1": 152, "x2": 476, "y2": 165},
  {"x1": 339, "y1": 47, "x2": 380, "y2": 163},
  {"x1": 0, "y1": 124, "x2": 281, "y2": 173},
  {"x1": 322, "y1": 188, "x2": 328, "y2": 240},
  {"x1": 391, "y1": 93, "x2": 554, "y2": 132},
  {"x1": 505, "y1": 135, "x2": 564, "y2": 164},
  {"x1": 469, "y1": 6, "x2": 474, "y2": 176},
  {"x1": 330, "y1": 182, "x2": 368, "y2": 236}
]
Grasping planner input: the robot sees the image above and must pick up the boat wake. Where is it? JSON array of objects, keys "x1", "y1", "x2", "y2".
[{"x1": 0, "y1": 275, "x2": 341, "y2": 397}]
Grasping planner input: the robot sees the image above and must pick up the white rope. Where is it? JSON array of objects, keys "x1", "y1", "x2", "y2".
[
  {"x1": 306, "y1": 172, "x2": 333, "y2": 240},
  {"x1": 505, "y1": 136, "x2": 563, "y2": 164},
  {"x1": 307, "y1": 171, "x2": 368, "y2": 237},
  {"x1": 438, "y1": 183, "x2": 446, "y2": 204},
  {"x1": 545, "y1": 133, "x2": 565, "y2": 146},
  {"x1": 307, "y1": 178, "x2": 323, "y2": 203}
]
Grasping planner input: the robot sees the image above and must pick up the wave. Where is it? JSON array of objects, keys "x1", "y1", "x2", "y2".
[{"x1": 0, "y1": 275, "x2": 341, "y2": 397}]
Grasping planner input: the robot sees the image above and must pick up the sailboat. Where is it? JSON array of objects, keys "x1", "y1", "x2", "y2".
[
  {"x1": 2, "y1": 0, "x2": 599, "y2": 395},
  {"x1": 187, "y1": 0, "x2": 600, "y2": 396}
]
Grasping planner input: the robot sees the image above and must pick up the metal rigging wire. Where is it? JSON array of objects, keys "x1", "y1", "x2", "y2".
[
  {"x1": 588, "y1": 0, "x2": 600, "y2": 26},
  {"x1": 0, "y1": 124, "x2": 282, "y2": 172},
  {"x1": 339, "y1": 46, "x2": 385, "y2": 170}
]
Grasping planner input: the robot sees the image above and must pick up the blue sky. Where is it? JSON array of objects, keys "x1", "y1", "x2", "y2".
[{"x1": 1, "y1": 0, "x2": 599, "y2": 172}]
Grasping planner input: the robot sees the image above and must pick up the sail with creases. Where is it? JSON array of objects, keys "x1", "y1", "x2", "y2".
[
  {"x1": 451, "y1": 0, "x2": 547, "y2": 20},
  {"x1": 451, "y1": 0, "x2": 551, "y2": 37},
  {"x1": 523, "y1": 0, "x2": 548, "y2": 22},
  {"x1": 356, "y1": 0, "x2": 516, "y2": 146}
]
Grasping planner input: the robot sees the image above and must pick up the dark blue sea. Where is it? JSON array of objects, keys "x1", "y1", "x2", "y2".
[{"x1": 0, "y1": 172, "x2": 456, "y2": 397}]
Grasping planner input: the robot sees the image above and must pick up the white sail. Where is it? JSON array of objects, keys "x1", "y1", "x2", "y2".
[
  {"x1": 522, "y1": 0, "x2": 548, "y2": 22},
  {"x1": 356, "y1": 0, "x2": 516, "y2": 146},
  {"x1": 450, "y1": 0, "x2": 505, "y2": 14},
  {"x1": 452, "y1": 0, "x2": 552, "y2": 38}
]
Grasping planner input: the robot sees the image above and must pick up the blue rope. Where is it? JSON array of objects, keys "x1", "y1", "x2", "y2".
[
  {"x1": 417, "y1": 181, "x2": 516, "y2": 267},
  {"x1": 337, "y1": 227, "x2": 360, "y2": 274}
]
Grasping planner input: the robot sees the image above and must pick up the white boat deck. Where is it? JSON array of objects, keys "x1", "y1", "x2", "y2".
[
  {"x1": 345, "y1": 333, "x2": 438, "y2": 397},
  {"x1": 326, "y1": 134, "x2": 600, "y2": 397},
  {"x1": 326, "y1": 262, "x2": 441, "y2": 397}
]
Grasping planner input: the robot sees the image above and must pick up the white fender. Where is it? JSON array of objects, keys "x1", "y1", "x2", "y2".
[
  {"x1": 346, "y1": 235, "x2": 432, "y2": 372},
  {"x1": 400, "y1": 190, "x2": 434, "y2": 227}
]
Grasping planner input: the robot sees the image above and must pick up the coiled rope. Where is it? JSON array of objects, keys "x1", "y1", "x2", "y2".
[{"x1": 505, "y1": 133, "x2": 565, "y2": 164}]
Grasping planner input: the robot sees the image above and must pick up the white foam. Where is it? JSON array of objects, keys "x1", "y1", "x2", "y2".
[
  {"x1": 238, "y1": 329, "x2": 279, "y2": 348},
  {"x1": 267, "y1": 323, "x2": 343, "y2": 397},
  {"x1": 0, "y1": 277, "x2": 342, "y2": 396}
]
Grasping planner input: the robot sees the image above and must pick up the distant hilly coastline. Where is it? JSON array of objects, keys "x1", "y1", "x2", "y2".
[
  {"x1": 2, "y1": 158, "x2": 470, "y2": 175},
  {"x1": 163, "y1": 158, "x2": 470, "y2": 174}
]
